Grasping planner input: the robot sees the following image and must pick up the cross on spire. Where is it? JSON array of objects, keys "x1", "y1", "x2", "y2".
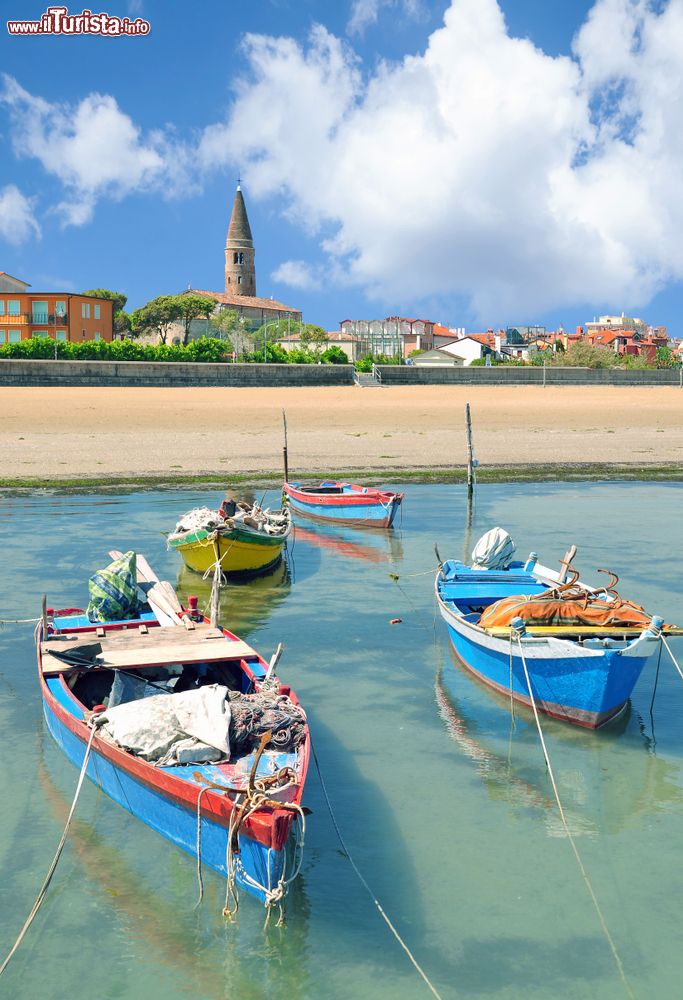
[{"x1": 236, "y1": 173, "x2": 242, "y2": 190}]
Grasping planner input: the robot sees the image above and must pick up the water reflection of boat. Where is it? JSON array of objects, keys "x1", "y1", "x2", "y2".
[
  {"x1": 435, "y1": 665, "x2": 683, "y2": 836},
  {"x1": 174, "y1": 561, "x2": 291, "y2": 639},
  {"x1": 36, "y1": 746, "x2": 312, "y2": 998},
  {"x1": 294, "y1": 523, "x2": 404, "y2": 565}
]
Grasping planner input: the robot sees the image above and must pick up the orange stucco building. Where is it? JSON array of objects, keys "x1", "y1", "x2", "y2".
[{"x1": 0, "y1": 273, "x2": 114, "y2": 345}]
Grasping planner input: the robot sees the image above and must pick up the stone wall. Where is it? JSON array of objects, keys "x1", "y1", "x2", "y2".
[
  {"x1": 0, "y1": 360, "x2": 355, "y2": 387},
  {"x1": 376, "y1": 365, "x2": 683, "y2": 386}
]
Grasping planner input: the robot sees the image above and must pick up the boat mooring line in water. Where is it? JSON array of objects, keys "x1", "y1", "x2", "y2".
[
  {"x1": 0, "y1": 723, "x2": 99, "y2": 979},
  {"x1": 512, "y1": 627, "x2": 636, "y2": 1000},
  {"x1": 310, "y1": 741, "x2": 445, "y2": 1000},
  {"x1": 661, "y1": 634, "x2": 683, "y2": 682}
]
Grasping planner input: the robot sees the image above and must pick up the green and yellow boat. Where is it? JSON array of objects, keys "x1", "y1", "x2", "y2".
[{"x1": 168, "y1": 500, "x2": 292, "y2": 577}]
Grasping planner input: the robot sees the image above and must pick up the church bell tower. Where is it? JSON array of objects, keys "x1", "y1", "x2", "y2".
[{"x1": 225, "y1": 182, "x2": 256, "y2": 296}]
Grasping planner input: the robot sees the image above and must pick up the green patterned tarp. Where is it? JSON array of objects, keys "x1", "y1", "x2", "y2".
[{"x1": 87, "y1": 550, "x2": 141, "y2": 623}]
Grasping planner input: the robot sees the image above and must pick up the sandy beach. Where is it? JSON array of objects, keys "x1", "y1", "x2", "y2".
[{"x1": 1, "y1": 384, "x2": 682, "y2": 483}]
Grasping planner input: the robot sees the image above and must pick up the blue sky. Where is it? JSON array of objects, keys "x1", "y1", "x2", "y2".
[{"x1": 1, "y1": 0, "x2": 682, "y2": 336}]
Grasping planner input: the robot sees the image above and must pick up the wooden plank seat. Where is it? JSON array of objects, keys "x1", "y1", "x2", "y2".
[{"x1": 41, "y1": 623, "x2": 257, "y2": 674}]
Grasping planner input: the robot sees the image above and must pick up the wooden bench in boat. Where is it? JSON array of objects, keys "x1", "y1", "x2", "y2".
[{"x1": 41, "y1": 623, "x2": 257, "y2": 674}]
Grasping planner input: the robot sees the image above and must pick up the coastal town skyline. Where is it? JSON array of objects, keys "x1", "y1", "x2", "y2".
[{"x1": 2, "y1": 0, "x2": 683, "y2": 336}]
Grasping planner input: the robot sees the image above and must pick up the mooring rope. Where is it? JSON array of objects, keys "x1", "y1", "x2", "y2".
[
  {"x1": 310, "y1": 741, "x2": 444, "y2": 1000},
  {"x1": 0, "y1": 723, "x2": 98, "y2": 978},
  {"x1": 513, "y1": 632, "x2": 636, "y2": 1000},
  {"x1": 661, "y1": 634, "x2": 683, "y2": 681}
]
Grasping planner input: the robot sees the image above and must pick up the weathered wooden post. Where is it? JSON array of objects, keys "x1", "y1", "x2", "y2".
[
  {"x1": 282, "y1": 409, "x2": 289, "y2": 483},
  {"x1": 465, "y1": 402, "x2": 475, "y2": 499}
]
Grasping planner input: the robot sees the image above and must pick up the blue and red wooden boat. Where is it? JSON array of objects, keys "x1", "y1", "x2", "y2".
[
  {"x1": 436, "y1": 533, "x2": 678, "y2": 729},
  {"x1": 283, "y1": 480, "x2": 403, "y2": 528},
  {"x1": 37, "y1": 555, "x2": 309, "y2": 913}
]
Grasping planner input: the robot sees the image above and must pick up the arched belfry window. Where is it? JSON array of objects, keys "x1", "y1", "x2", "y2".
[
  {"x1": 233, "y1": 252, "x2": 239, "y2": 264},
  {"x1": 239, "y1": 252, "x2": 244, "y2": 264}
]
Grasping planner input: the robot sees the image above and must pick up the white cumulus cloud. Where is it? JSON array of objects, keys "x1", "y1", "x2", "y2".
[
  {"x1": 0, "y1": 184, "x2": 40, "y2": 243},
  {"x1": 347, "y1": 0, "x2": 423, "y2": 36},
  {"x1": 271, "y1": 259, "x2": 322, "y2": 290},
  {"x1": 0, "y1": 74, "x2": 193, "y2": 226},
  {"x1": 199, "y1": 0, "x2": 683, "y2": 320}
]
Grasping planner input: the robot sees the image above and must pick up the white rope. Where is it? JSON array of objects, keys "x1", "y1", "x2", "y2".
[
  {"x1": 0, "y1": 723, "x2": 98, "y2": 978},
  {"x1": 513, "y1": 632, "x2": 636, "y2": 1000},
  {"x1": 661, "y1": 634, "x2": 683, "y2": 681},
  {"x1": 311, "y1": 741, "x2": 444, "y2": 1000}
]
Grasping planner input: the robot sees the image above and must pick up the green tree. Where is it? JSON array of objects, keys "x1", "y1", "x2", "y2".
[
  {"x1": 548, "y1": 341, "x2": 619, "y2": 369},
  {"x1": 320, "y1": 345, "x2": 349, "y2": 364},
  {"x1": 83, "y1": 288, "x2": 127, "y2": 314},
  {"x1": 176, "y1": 294, "x2": 216, "y2": 345},
  {"x1": 655, "y1": 346, "x2": 677, "y2": 369},
  {"x1": 114, "y1": 310, "x2": 133, "y2": 337},
  {"x1": 254, "y1": 318, "x2": 304, "y2": 344},
  {"x1": 131, "y1": 295, "x2": 182, "y2": 344},
  {"x1": 297, "y1": 324, "x2": 329, "y2": 356},
  {"x1": 83, "y1": 288, "x2": 130, "y2": 339}
]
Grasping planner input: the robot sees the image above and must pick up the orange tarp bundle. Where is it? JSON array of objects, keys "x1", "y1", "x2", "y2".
[{"x1": 479, "y1": 589, "x2": 652, "y2": 631}]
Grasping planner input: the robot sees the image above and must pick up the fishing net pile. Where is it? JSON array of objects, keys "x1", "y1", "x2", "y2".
[
  {"x1": 95, "y1": 684, "x2": 306, "y2": 765},
  {"x1": 479, "y1": 578, "x2": 653, "y2": 630},
  {"x1": 227, "y1": 691, "x2": 307, "y2": 754},
  {"x1": 172, "y1": 502, "x2": 289, "y2": 538}
]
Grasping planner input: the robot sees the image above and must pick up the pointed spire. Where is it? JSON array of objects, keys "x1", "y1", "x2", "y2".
[
  {"x1": 225, "y1": 182, "x2": 256, "y2": 296},
  {"x1": 227, "y1": 185, "x2": 253, "y2": 245}
]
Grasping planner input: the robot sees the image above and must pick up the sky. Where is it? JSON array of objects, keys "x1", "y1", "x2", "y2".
[{"x1": 1, "y1": 0, "x2": 683, "y2": 336}]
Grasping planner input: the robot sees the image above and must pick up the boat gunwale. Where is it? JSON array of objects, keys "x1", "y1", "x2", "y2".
[
  {"x1": 37, "y1": 620, "x2": 310, "y2": 852},
  {"x1": 434, "y1": 579, "x2": 655, "y2": 657}
]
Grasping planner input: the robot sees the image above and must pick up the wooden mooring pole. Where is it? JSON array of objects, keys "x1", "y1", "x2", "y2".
[
  {"x1": 465, "y1": 402, "x2": 475, "y2": 499},
  {"x1": 282, "y1": 409, "x2": 289, "y2": 484}
]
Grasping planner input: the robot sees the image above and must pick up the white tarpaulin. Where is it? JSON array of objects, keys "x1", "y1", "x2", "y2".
[
  {"x1": 95, "y1": 683, "x2": 231, "y2": 766},
  {"x1": 471, "y1": 528, "x2": 516, "y2": 570}
]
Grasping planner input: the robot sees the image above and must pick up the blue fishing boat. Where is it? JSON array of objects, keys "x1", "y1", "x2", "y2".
[
  {"x1": 37, "y1": 552, "x2": 309, "y2": 914},
  {"x1": 283, "y1": 480, "x2": 403, "y2": 527},
  {"x1": 436, "y1": 529, "x2": 678, "y2": 729}
]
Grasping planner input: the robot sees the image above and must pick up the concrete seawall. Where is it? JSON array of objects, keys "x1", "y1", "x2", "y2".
[
  {"x1": 0, "y1": 360, "x2": 356, "y2": 387},
  {"x1": 1, "y1": 359, "x2": 681, "y2": 387},
  {"x1": 376, "y1": 365, "x2": 683, "y2": 386}
]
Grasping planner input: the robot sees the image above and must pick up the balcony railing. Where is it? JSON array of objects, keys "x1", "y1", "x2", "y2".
[
  {"x1": 29, "y1": 313, "x2": 68, "y2": 326},
  {"x1": 0, "y1": 314, "x2": 29, "y2": 325}
]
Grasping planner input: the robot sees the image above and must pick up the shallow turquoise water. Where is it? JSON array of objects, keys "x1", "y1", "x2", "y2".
[{"x1": 0, "y1": 483, "x2": 682, "y2": 1000}]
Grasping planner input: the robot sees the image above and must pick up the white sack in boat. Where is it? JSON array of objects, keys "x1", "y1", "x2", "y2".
[
  {"x1": 96, "y1": 684, "x2": 231, "y2": 766},
  {"x1": 471, "y1": 527, "x2": 516, "y2": 570}
]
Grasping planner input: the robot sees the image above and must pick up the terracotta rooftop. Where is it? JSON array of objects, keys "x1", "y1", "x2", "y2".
[{"x1": 184, "y1": 288, "x2": 300, "y2": 313}]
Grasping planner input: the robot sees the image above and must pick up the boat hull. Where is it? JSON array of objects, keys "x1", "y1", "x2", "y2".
[
  {"x1": 170, "y1": 527, "x2": 287, "y2": 576},
  {"x1": 41, "y1": 679, "x2": 293, "y2": 903},
  {"x1": 283, "y1": 482, "x2": 401, "y2": 528},
  {"x1": 439, "y1": 601, "x2": 656, "y2": 729}
]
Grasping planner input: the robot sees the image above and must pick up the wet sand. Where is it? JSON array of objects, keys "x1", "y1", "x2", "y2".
[{"x1": 1, "y1": 385, "x2": 682, "y2": 482}]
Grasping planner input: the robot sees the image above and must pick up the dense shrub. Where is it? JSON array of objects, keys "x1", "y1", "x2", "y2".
[
  {"x1": 0, "y1": 337, "x2": 231, "y2": 363},
  {"x1": 320, "y1": 345, "x2": 349, "y2": 364},
  {"x1": 354, "y1": 352, "x2": 402, "y2": 372}
]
